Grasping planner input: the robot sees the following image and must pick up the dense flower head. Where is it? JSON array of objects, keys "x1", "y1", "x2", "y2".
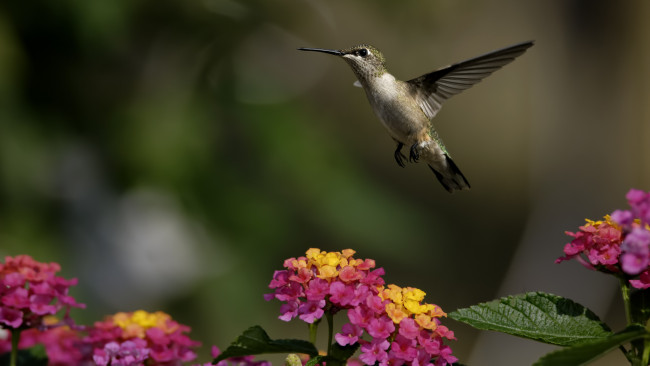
[
  {"x1": 0, "y1": 255, "x2": 85, "y2": 330},
  {"x1": 1, "y1": 311, "x2": 204, "y2": 365},
  {"x1": 265, "y1": 248, "x2": 386, "y2": 323},
  {"x1": 557, "y1": 189, "x2": 650, "y2": 289},
  {"x1": 1, "y1": 258, "x2": 208, "y2": 365},
  {"x1": 86, "y1": 310, "x2": 201, "y2": 365},
  {"x1": 555, "y1": 216, "x2": 623, "y2": 271},
  {"x1": 266, "y1": 249, "x2": 457, "y2": 366},
  {"x1": 375, "y1": 284, "x2": 456, "y2": 366}
]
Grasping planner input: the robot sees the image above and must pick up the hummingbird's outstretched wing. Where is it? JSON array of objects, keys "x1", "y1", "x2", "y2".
[{"x1": 407, "y1": 40, "x2": 534, "y2": 120}]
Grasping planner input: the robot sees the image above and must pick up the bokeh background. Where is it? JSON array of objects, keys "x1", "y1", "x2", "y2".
[{"x1": 1, "y1": 0, "x2": 649, "y2": 364}]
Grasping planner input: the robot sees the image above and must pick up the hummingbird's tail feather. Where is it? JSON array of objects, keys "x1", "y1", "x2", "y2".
[{"x1": 428, "y1": 155, "x2": 470, "y2": 193}]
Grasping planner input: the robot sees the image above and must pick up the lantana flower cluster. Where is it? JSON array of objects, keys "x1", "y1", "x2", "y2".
[
  {"x1": 265, "y1": 248, "x2": 457, "y2": 366},
  {"x1": 0, "y1": 255, "x2": 210, "y2": 365},
  {"x1": 2, "y1": 309, "x2": 204, "y2": 365},
  {"x1": 1, "y1": 309, "x2": 204, "y2": 365},
  {"x1": 557, "y1": 189, "x2": 650, "y2": 288},
  {"x1": 87, "y1": 310, "x2": 201, "y2": 365},
  {"x1": 0, "y1": 255, "x2": 85, "y2": 330}
]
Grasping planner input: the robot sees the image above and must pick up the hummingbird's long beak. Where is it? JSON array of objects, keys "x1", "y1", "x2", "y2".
[{"x1": 298, "y1": 47, "x2": 343, "y2": 56}]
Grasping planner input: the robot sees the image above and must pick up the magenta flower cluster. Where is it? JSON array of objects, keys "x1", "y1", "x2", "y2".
[
  {"x1": 0, "y1": 255, "x2": 217, "y2": 365},
  {"x1": 0, "y1": 255, "x2": 85, "y2": 330},
  {"x1": 557, "y1": 189, "x2": 650, "y2": 289},
  {"x1": 265, "y1": 249, "x2": 457, "y2": 366},
  {"x1": 265, "y1": 250, "x2": 385, "y2": 324},
  {"x1": 84, "y1": 310, "x2": 201, "y2": 365}
]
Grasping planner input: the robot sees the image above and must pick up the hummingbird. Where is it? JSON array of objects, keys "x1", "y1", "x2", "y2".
[{"x1": 298, "y1": 41, "x2": 534, "y2": 193}]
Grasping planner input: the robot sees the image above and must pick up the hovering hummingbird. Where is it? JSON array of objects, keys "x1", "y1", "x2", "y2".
[{"x1": 298, "y1": 41, "x2": 534, "y2": 192}]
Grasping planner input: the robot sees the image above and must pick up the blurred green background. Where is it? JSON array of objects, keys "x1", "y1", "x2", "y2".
[{"x1": 1, "y1": 0, "x2": 649, "y2": 364}]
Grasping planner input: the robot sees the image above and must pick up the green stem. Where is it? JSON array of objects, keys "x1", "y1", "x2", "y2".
[
  {"x1": 621, "y1": 277, "x2": 633, "y2": 326},
  {"x1": 620, "y1": 277, "x2": 646, "y2": 364},
  {"x1": 325, "y1": 311, "x2": 334, "y2": 355},
  {"x1": 309, "y1": 322, "x2": 319, "y2": 346},
  {"x1": 642, "y1": 337, "x2": 650, "y2": 366},
  {"x1": 10, "y1": 328, "x2": 21, "y2": 366}
]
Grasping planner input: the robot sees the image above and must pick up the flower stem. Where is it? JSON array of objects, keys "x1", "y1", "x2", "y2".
[
  {"x1": 309, "y1": 322, "x2": 318, "y2": 346},
  {"x1": 642, "y1": 337, "x2": 650, "y2": 366},
  {"x1": 10, "y1": 328, "x2": 21, "y2": 366},
  {"x1": 326, "y1": 311, "x2": 334, "y2": 355},
  {"x1": 620, "y1": 277, "x2": 633, "y2": 326},
  {"x1": 620, "y1": 277, "x2": 648, "y2": 364}
]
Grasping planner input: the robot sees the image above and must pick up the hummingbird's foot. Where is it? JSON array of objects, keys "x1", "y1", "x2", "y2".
[
  {"x1": 409, "y1": 144, "x2": 420, "y2": 163},
  {"x1": 394, "y1": 142, "x2": 407, "y2": 168}
]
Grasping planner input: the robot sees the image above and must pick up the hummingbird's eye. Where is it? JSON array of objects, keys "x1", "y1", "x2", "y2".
[{"x1": 358, "y1": 48, "x2": 368, "y2": 57}]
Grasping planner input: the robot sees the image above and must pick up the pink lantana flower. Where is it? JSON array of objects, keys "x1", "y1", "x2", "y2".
[
  {"x1": 557, "y1": 189, "x2": 650, "y2": 289},
  {"x1": 390, "y1": 334, "x2": 418, "y2": 362},
  {"x1": 298, "y1": 300, "x2": 325, "y2": 323},
  {"x1": 0, "y1": 255, "x2": 85, "y2": 330},
  {"x1": 335, "y1": 323, "x2": 363, "y2": 346},
  {"x1": 398, "y1": 318, "x2": 421, "y2": 340},
  {"x1": 366, "y1": 316, "x2": 395, "y2": 339},
  {"x1": 359, "y1": 339, "x2": 390, "y2": 366},
  {"x1": 86, "y1": 310, "x2": 201, "y2": 365},
  {"x1": 620, "y1": 228, "x2": 650, "y2": 275},
  {"x1": 555, "y1": 216, "x2": 623, "y2": 271}
]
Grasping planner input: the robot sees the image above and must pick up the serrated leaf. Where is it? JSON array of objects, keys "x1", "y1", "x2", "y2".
[
  {"x1": 213, "y1": 326, "x2": 318, "y2": 363},
  {"x1": 305, "y1": 355, "x2": 326, "y2": 366},
  {"x1": 534, "y1": 326, "x2": 647, "y2": 366},
  {"x1": 449, "y1": 292, "x2": 612, "y2": 346}
]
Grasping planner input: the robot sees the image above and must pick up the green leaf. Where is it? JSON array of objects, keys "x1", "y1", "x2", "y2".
[
  {"x1": 328, "y1": 342, "x2": 360, "y2": 362},
  {"x1": 304, "y1": 355, "x2": 326, "y2": 366},
  {"x1": 449, "y1": 292, "x2": 612, "y2": 346},
  {"x1": 296, "y1": 343, "x2": 360, "y2": 366},
  {"x1": 213, "y1": 325, "x2": 319, "y2": 363},
  {"x1": 533, "y1": 326, "x2": 647, "y2": 366}
]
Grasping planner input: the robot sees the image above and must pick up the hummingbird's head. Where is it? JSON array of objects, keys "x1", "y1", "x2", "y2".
[
  {"x1": 298, "y1": 44, "x2": 386, "y2": 81},
  {"x1": 340, "y1": 44, "x2": 386, "y2": 79}
]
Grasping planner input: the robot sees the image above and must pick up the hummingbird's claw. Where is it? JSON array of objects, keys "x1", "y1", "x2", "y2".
[
  {"x1": 409, "y1": 144, "x2": 420, "y2": 163},
  {"x1": 394, "y1": 142, "x2": 407, "y2": 168}
]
